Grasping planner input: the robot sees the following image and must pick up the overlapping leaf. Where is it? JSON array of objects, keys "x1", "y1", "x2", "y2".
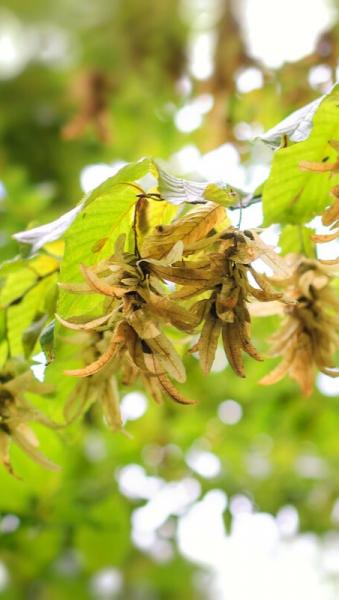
[
  {"x1": 263, "y1": 85, "x2": 339, "y2": 225},
  {"x1": 155, "y1": 162, "x2": 243, "y2": 206},
  {"x1": 260, "y1": 95, "x2": 324, "y2": 148}
]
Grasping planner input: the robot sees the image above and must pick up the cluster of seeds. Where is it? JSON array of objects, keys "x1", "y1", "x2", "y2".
[
  {"x1": 1, "y1": 202, "x2": 338, "y2": 474},
  {"x1": 0, "y1": 363, "x2": 59, "y2": 476},
  {"x1": 260, "y1": 257, "x2": 339, "y2": 395},
  {"x1": 57, "y1": 202, "x2": 300, "y2": 430}
]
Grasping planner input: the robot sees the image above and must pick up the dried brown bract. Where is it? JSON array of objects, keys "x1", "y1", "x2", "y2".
[{"x1": 141, "y1": 203, "x2": 227, "y2": 259}]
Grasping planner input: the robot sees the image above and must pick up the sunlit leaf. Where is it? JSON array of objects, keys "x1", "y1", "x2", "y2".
[
  {"x1": 263, "y1": 85, "x2": 339, "y2": 225},
  {"x1": 279, "y1": 225, "x2": 316, "y2": 258}
]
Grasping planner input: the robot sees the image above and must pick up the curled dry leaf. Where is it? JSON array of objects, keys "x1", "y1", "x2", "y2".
[
  {"x1": 64, "y1": 332, "x2": 119, "y2": 377},
  {"x1": 198, "y1": 310, "x2": 222, "y2": 374},
  {"x1": 141, "y1": 203, "x2": 227, "y2": 259}
]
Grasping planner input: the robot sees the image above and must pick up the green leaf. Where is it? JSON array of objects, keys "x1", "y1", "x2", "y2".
[
  {"x1": 0, "y1": 341, "x2": 8, "y2": 367},
  {"x1": 13, "y1": 158, "x2": 154, "y2": 251},
  {"x1": 263, "y1": 85, "x2": 339, "y2": 225},
  {"x1": 279, "y1": 225, "x2": 316, "y2": 258},
  {"x1": 23, "y1": 314, "x2": 49, "y2": 359},
  {"x1": 0, "y1": 253, "x2": 59, "y2": 281},
  {"x1": 203, "y1": 182, "x2": 239, "y2": 206},
  {"x1": 260, "y1": 95, "x2": 323, "y2": 148},
  {"x1": 0, "y1": 269, "x2": 37, "y2": 308},
  {"x1": 7, "y1": 276, "x2": 56, "y2": 357},
  {"x1": 0, "y1": 310, "x2": 6, "y2": 341},
  {"x1": 0, "y1": 256, "x2": 28, "y2": 277},
  {"x1": 84, "y1": 157, "x2": 156, "y2": 207}
]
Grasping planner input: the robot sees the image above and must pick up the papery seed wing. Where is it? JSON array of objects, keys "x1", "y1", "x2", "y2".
[
  {"x1": 251, "y1": 232, "x2": 292, "y2": 277},
  {"x1": 101, "y1": 378, "x2": 122, "y2": 432},
  {"x1": 65, "y1": 333, "x2": 118, "y2": 377},
  {"x1": 131, "y1": 338, "x2": 153, "y2": 373},
  {"x1": 21, "y1": 406, "x2": 60, "y2": 430},
  {"x1": 299, "y1": 159, "x2": 339, "y2": 173},
  {"x1": 142, "y1": 204, "x2": 226, "y2": 258},
  {"x1": 321, "y1": 367, "x2": 339, "y2": 377},
  {"x1": 112, "y1": 319, "x2": 133, "y2": 343},
  {"x1": 234, "y1": 302, "x2": 250, "y2": 324},
  {"x1": 198, "y1": 315, "x2": 222, "y2": 374},
  {"x1": 222, "y1": 323, "x2": 245, "y2": 377},
  {"x1": 55, "y1": 311, "x2": 114, "y2": 332},
  {"x1": 143, "y1": 351, "x2": 165, "y2": 376},
  {"x1": 248, "y1": 285, "x2": 283, "y2": 302},
  {"x1": 190, "y1": 298, "x2": 210, "y2": 323},
  {"x1": 127, "y1": 335, "x2": 162, "y2": 375},
  {"x1": 121, "y1": 356, "x2": 139, "y2": 386},
  {"x1": 0, "y1": 432, "x2": 15, "y2": 477},
  {"x1": 268, "y1": 326, "x2": 300, "y2": 356},
  {"x1": 217, "y1": 285, "x2": 240, "y2": 311},
  {"x1": 322, "y1": 197, "x2": 339, "y2": 226},
  {"x1": 58, "y1": 282, "x2": 94, "y2": 294},
  {"x1": 128, "y1": 309, "x2": 161, "y2": 339},
  {"x1": 158, "y1": 374, "x2": 195, "y2": 405},
  {"x1": 312, "y1": 230, "x2": 339, "y2": 243},
  {"x1": 249, "y1": 269, "x2": 287, "y2": 301},
  {"x1": 64, "y1": 380, "x2": 93, "y2": 423},
  {"x1": 248, "y1": 300, "x2": 285, "y2": 317},
  {"x1": 260, "y1": 352, "x2": 295, "y2": 386},
  {"x1": 178, "y1": 204, "x2": 227, "y2": 248},
  {"x1": 114, "y1": 233, "x2": 127, "y2": 256},
  {"x1": 142, "y1": 374, "x2": 164, "y2": 404},
  {"x1": 80, "y1": 264, "x2": 117, "y2": 296},
  {"x1": 313, "y1": 336, "x2": 335, "y2": 370},
  {"x1": 289, "y1": 334, "x2": 314, "y2": 395},
  {"x1": 149, "y1": 264, "x2": 213, "y2": 286},
  {"x1": 148, "y1": 296, "x2": 198, "y2": 331},
  {"x1": 237, "y1": 321, "x2": 263, "y2": 361},
  {"x1": 148, "y1": 334, "x2": 186, "y2": 383},
  {"x1": 163, "y1": 241, "x2": 184, "y2": 264},
  {"x1": 170, "y1": 284, "x2": 210, "y2": 300},
  {"x1": 3, "y1": 372, "x2": 54, "y2": 399},
  {"x1": 183, "y1": 230, "x2": 223, "y2": 254},
  {"x1": 12, "y1": 428, "x2": 60, "y2": 471},
  {"x1": 123, "y1": 328, "x2": 145, "y2": 370}
]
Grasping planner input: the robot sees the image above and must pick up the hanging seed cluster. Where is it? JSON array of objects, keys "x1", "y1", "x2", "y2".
[
  {"x1": 1, "y1": 202, "x2": 338, "y2": 475},
  {"x1": 57, "y1": 202, "x2": 306, "y2": 431},
  {"x1": 0, "y1": 363, "x2": 59, "y2": 476},
  {"x1": 260, "y1": 257, "x2": 339, "y2": 396}
]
